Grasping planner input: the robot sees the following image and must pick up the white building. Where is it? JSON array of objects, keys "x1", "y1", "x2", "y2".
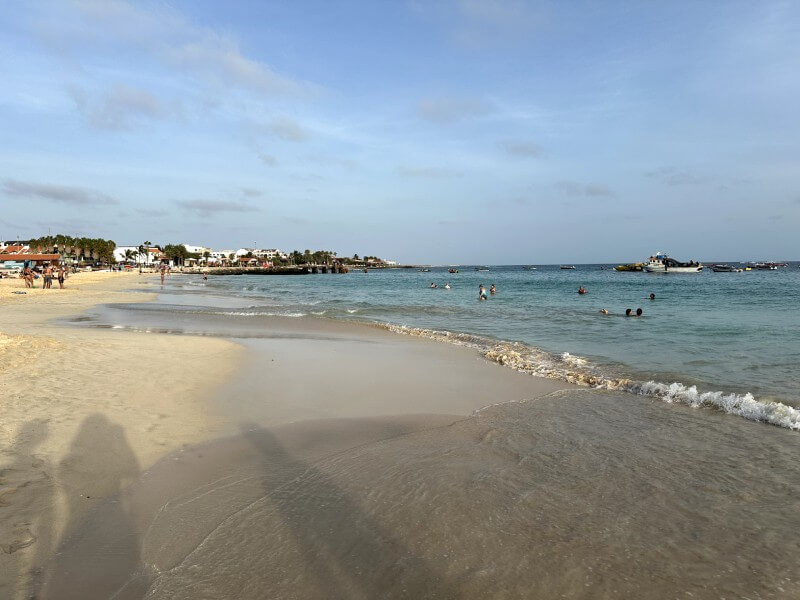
[
  {"x1": 183, "y1": 244, "x2": 211, "y2": 255},
  {"x1": 235, "y1": 248, "x2": 287, "y2": 260},
  {"x1": 114, "y1": 246, "x2": 156, "y2": 264}
]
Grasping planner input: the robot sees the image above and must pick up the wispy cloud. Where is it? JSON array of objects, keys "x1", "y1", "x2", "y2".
[
  {"x1": 645, "y1": 167, "x2": 708, "y2": 186},
  {"x1": 67, "y1": 83, "x2": 169, "y2": 130},
  {"x1": 556, "y1": 181, "x2": 614, "y2": 197},
  {"x1": 258, "y1": 153, "x2": 277, "y2": 166},
  {"x1": 174, "y1": 199, "x2": 256, "y2": 216},
  {"x1": 396, "y1": 166, "x2": 464, "y2": 178},
  {"x1": 240, "y1": 188, "x2": 262, "y2": 198},
  {"x1": 268, "y1": 117, "x2": 311, "y2": 142},
  {"x1": 417, "y1": 97, "x2": 491, "y2": 122},
  {"x1": 499, "y1": 140, "x2": 541, "y2": 157},
  {"x1": 39, "y1": 0, "x2": 318, "y2": 99},
  {"x1": 2, "y1": 179, "x2": 118, "y2": 206}
]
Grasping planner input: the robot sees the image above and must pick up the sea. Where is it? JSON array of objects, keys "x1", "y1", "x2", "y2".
[{"x1": 151, "y1": 263, "x2": 799, "y2": 430}]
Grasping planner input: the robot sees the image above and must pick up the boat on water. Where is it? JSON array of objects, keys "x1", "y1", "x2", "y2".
[
  {"x1": 475, "y1": 266, "x2": 490, "y2": 271},
  {"x1": 614, "y1": 263, "x2": 644, "y2": 272},
  {"x1": 745, "y1": 261, "x2": 784, "y2": 270},
  {"x1": 523, "y1": 265, "x2": 536, "y2": 270},
  {"x1": 644, "y1": 252, "x2": 702, "y2": 273},
  {"x1": 560, "y1": 265, "x2": 576, "y2": 270},
  {"x1": 709, "y1": 264, "x2": 743, "y2": 272},
  {"x1": 419, "y1": 268, "x2": 430, "y2": 272},
  {"x1": 448, "y1": 268, "x2": 459, "y2": 273}
]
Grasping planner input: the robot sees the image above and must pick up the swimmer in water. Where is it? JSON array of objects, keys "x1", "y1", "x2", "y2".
[
  {"x1": 490, "y1": 284, "x2": 496, "y2": 295},
  {"x1": 578, "y1": 286, "x2": 586, "y2": 295},
  {"x1": 625, "y1": 308, "x2": 633, "y2": 316},
  {"x1": 599, "y1": 309, "x2": 609, "y2": 314},
  {"x1": 479, "y1": 284, "x2": 487, "y2": 300},
  {"x1": 636, "y1": 308, "x2": 643, "y2": 317},
  {"x1": 649, "y1": 292, "x2": 655, "y2": 300},
  {"x1": 444, "y1": 283, "x2": 450, "y2": 289}
]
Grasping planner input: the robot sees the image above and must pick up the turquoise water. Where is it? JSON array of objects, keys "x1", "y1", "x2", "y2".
[{"x1": 160, "y1": 264, "x2": 800, "y2": 428}]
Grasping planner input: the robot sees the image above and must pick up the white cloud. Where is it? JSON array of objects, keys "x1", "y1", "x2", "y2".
[
  {"x1": 68, "y1": 83, "x2": 166, "y2": 130},
  {"x1": 2, "y1": 178, "x2": 118, "y2": 206}
]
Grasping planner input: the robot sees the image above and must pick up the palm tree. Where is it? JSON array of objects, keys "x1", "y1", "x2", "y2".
[{"x1": 123, "y1": 249, "x2": 137, "y2": 264}]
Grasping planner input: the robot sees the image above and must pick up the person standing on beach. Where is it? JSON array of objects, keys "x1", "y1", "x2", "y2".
[
  {"x1": 43, "y1": 264, "x2": 53, "y2": 289},
  {"x1": 22, "y1": 266, "x2": 32, "y2": 288},
  {"x1": 160, "y1": 266, "x2": 166, "y2": 286},
  {"x1": 57, "y1": 264, "x2": 65, "y2": 289}
]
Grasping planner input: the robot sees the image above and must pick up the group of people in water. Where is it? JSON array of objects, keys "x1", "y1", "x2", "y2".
[
  {"x1": 428, "y1": 282, "x2": 497, "y2": 300},
  {"x1": 591, "y1": 289, "x2": 656, "y2": 317}
]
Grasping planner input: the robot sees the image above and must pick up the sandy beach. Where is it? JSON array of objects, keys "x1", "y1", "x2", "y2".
[
  {"x1": 2, "y1": 272, "x2": 799, "y2": 600},
  {"x1": 0, "y1": 272, "x2": 570, "y2": 599},
  {"x1": 0, "y1": 272, "x2": 242, "y2": 598}
]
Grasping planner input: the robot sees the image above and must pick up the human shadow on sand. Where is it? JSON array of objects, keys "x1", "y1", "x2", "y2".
[
  {"x1": 40, "y1": 413, "x2": 143, "y2": 600},
  {"x1": 237, "y1": 422, "x2": 462, "y2": 600}
]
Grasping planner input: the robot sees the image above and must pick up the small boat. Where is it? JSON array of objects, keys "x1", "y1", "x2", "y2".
[
  {"x1": 448, "y1": 268, "x2": 459, "y2": 273},
  {"x1": 745, "y1": 262, "x2": 782, "y2": 270},
  {"x1": 644, "y1": 252, "x2": 702, "y2": 273},
  {"x1": 475, "y1": 266, "x2": 490, "y2": 271},
  {"x1": 560, "y1": 265, "x2": 576, "y2": 270},
  {"x1": 614, "y1": 263, "x2": 644, "y2": 272},
  {"x1": 709, "y1": 264, "x2": 743, "y2": 272},
  {"x1": 419, "y1": 268, "x2": 430, "y2": 272},
  {"x1": 523, "y1": 265, "x2": 536, "y2": 270}
]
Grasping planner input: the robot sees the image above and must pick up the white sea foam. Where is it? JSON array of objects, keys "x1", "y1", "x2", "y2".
[
  {"x1": 382, "y1": 323, "x2": 800, "y2": 431},
  {"x1": 347, "y1": 309, "x2": 358, "y2": 314}
]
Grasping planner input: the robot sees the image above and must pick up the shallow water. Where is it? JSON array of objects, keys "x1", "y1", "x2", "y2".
[
  {"x1": 102, "y1": 264, "x2": 800, "y2": 429},
  {"x1": 43, "y1": 394, "x2": 800, "y2": 600}
]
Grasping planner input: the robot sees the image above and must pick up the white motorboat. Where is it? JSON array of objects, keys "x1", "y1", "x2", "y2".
[{"x1": 644, "y1": 252, "x2": 702, "y2": 273}]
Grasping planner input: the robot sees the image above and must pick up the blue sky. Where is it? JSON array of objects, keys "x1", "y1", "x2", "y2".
[{"x1": 1, "y1": 0, "x2": 798, "y2": 263}]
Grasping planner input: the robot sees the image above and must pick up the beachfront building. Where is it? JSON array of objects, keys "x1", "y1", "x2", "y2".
[
  {"x1": 235, "y1": 248, "x2": 287, "y2": 261},
  {"x1": 0, "y1": 253, "x2": 60, "y2": 272},
  {"x1": 183, "y1": 244, "x2": 211, "y2": 255},
  {"x1": 0, "y1": 243, "x2": 30, "y2": 254},
  {"x1": 113, "y1": 245, "x2": 157, "y2": 265},
  {"x1": 207, "y1": 250, "x2": 235, "y2": 265}
]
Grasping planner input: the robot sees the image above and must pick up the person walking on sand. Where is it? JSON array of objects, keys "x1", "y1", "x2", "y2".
[
  {"x1": 22, "y1": 266, "x2": 32, "y2": 288},
  {"x1": 57, "y1": 264, "x2": 65, "y2": 289},
  {"x1": 160, "y1": 266, "x2": 166, "y2": 286}
]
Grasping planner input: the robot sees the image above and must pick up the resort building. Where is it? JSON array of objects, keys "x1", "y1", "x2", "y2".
[
  {"x1": 113, "y1": 246, "x2": 157, "y2": 264},
  {"x1": 183, "y1": 244, "x2": 211, "y2": 255},
  {"x1": 0, "y1": 253, "x2": 60, "y2": 271}
]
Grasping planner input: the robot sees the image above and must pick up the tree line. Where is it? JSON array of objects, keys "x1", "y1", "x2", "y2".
[{"x1": 26, "y1": 234, "x2": 116, "y2": 263}]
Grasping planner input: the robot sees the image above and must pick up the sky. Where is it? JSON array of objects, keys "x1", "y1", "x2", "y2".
[{"x1": 1, "y1": 0, "x2": 799, "y2": 264}]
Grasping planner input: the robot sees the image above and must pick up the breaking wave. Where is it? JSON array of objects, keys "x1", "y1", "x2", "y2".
[{"x1": 381, "y1": 324, "x2": 800, "y2": 431}]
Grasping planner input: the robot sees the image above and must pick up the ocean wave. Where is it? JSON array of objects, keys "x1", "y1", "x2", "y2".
[{"x1": 382, "y1": 324, "x2": 800, "y2": 431}]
